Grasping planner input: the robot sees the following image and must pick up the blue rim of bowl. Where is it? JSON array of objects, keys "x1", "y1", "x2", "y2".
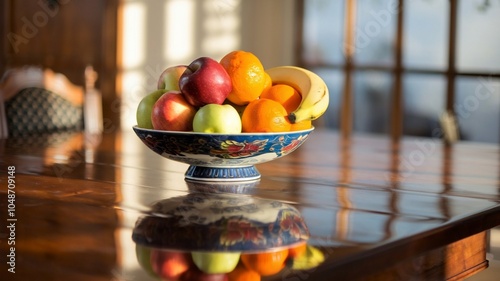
[{"x1": 132, "y1": 125, "x2": 315, "y2": 136}]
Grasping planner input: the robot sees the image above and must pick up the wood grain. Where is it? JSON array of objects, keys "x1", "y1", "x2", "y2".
[{"x1": 0, "y1": 128, "x2": 499, "y2": 280}]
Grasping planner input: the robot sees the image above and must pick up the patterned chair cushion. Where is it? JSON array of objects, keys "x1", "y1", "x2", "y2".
[{"x1": 5, "y1": 87, "x2": 83, "y2": 137}]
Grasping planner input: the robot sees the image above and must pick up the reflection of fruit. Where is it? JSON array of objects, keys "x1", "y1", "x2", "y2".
[
  {"x1": 179, "y1": 57, "x2": 232, "y2": 107},
  {"x1": 241, "y1": 99, "x2": 291, "y2": 133},
  {"x1": 287, "y1": 241, "x2": 307, "y2": 258},
  {"x1": 136, "y1": 89, "x2": 167, "y2": 129},
  {"x1": 191, "y1": 251, "x2": 241, "y2": 274},
  {"x1": 180, "y1": 267, "x2": 229, "y2": 281},
  {"x1": 266, "y1": 66, "x2": 329, "y2": 124},
  {"x1": 135, "y1": 245, "x2": 156, "y2": 277},
  {"x1": 227, "y1": 263, "x2": 260, "y2": 281},
  {"x1": 220, "y1": 50, "x2": 266, "y2": 106},
  {"x1": 240, "y1": 249, "x2": 289, "y2": 276},
  {"x1": 157, "y1": 65, "x2": 188, "y2": 90},
  {"x1": 288, "y1": 245, "x2": 325, "y2": 270},
  {"x1": 151, "y1": 91, "x2": 197, "y2": 131},
  {"x1": 260, "y1": 84, "x2": 302, "y2": 114},
  {"x1": 193, "y1": 104, "x2": 242, "y2": 133},
  {"x1": 150, "y1": 250, "x2": 192, "y2": 280}
]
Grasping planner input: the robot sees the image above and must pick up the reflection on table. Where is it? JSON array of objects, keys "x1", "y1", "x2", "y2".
[
  {"x1": 0, "y1": 128, "x2": 499, "y2": 280},
  {"x1": 132, "y1": 190, "x2": 323, "y2": 280}
]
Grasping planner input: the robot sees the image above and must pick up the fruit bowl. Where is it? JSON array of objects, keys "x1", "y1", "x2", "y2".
[
  {"x1": 132, "y1": 192, "x2": 310, "y2": 251},
  {"x1": 133, "y1": 126, "x2": 314, "y2": 182},
  {"x1": 133, "y1": 192, "x2": 323, "y2": 278}
]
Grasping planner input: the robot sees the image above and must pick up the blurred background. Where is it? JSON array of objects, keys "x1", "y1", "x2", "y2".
[
  {"x1": 1, "y1": 0, "x2": 499, "y2": 142},
  {"x1": 1, "y1": 1, "x2": 500, "y2": 280}
]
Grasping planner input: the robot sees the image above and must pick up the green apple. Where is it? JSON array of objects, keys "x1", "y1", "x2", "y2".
[
  {"x1": 193, "y1": 104, "x2": 242, "y2": 133},
  {"x1": 191, "y1": 251, "x2": 241, "y2": 274},
  {"x1": 136, "y1": 89, "x2": 167, "y2": 129},
  {"x1": 135, "y1": 244, "x2": 156, "y2": 277}
]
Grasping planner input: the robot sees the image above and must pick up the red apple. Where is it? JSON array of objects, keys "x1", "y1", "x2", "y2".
[
  {"x1": 151, "y1": 249, "x2": 192, "y2": 280},
  {"x1": 158, "y1": 65, "x2": 188, "y2": 90},
  {"x1": 151, "y1": 91, "x2": 197, "y2": 131},
  {"x1": 179, "y1": 57, "x2": 232, "y2": 107}
]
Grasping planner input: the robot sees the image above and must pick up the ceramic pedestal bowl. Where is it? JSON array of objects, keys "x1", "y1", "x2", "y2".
[
  {"x1": 132, "y1": 192, "x2": 310, "y2": 251},
  {"x1": 132, "y1": 193, "x2": 322, "y2": 279},
  {"x1": 133, "y1": 126, "x2": 314, "y2": 182}
]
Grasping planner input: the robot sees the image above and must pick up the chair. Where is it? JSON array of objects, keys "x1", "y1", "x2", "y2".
[{"x1": 0, "y1": 66, "x2": 102, "y2": 139}]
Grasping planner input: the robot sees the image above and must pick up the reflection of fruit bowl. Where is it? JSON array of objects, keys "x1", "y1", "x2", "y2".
[
  {"x1": 133, "y1": 126, "x2": 314, "y2": 182},
  {"x1": 185, "y1": 179, "x2": 259, "y2": 194},
  {"x1": 132, "y1": 193, "x2": 310, "y2": 251},
  {"x1": 133, "y1": 192, "x2": 324, "y2": 279}
]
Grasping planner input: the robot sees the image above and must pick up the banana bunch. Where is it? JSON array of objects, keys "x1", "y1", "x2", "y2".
[
  {"x1": 288, "y1": 245, "x2": 325, "y2": 270},
  {"x1": 266, "y1": 66, "x2": 329, "y2": 123}
]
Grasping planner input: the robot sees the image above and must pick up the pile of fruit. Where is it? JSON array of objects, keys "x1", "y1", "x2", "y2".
[
  {"x1": 136, "y1": 50, "x2": 329, "y2": 133},
  {"x1": 137, "y1": 242, "x2": 325, "y2": 280}
]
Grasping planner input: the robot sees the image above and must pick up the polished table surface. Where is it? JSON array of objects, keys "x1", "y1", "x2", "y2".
[{"x1": 1, "y1": 128, "x2": 500, "y2": 280}]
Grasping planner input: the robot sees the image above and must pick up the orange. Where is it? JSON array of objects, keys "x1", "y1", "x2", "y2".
[
  {"x1": 260, "y1": 84, "x2": 302, "y2": 114},
  {"x1": 241, "y1": 99, "x2": 292, "y2": 133},
  {"x1": 262, "y1": 72, "x2": 272, "y2": 93},
  {"x1": 220, "y1": 50, "x2": 267, "y2": 105},
  {"x1": 227, "y1": 263, "x2": 261, "y2": 281},
  {"x1": 290, "y1": 119, "x2": 312, "y2": 131},
  {"x1": 288, "y1": 241, "x2": 307, "y2": 258},
  {"x1": 240, "y1": 249, "x2": 289, "y2": 276}
]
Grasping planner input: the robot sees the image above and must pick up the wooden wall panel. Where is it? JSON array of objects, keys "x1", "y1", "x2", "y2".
[{"x1": 0, "y1": 0, "x2": 120, "y2": 128}]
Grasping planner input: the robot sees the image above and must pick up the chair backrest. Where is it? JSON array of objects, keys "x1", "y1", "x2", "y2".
[
  {"x1": 0, "y1": 92, "x2": 7, "y2": 138},
  {"x1": 0, "y1": 66, "x2": 91, "y2": 138},
  {"x1": 5, "y1": 87, "x2": 84, "y2": 136}
]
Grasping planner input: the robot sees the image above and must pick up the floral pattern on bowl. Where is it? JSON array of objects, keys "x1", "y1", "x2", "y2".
[
  {"x1": 133, "y1": 126, "x2": 313, "y2": 167},
  {"x1": 132, "y1": 193, "x2": 310, "y2": 252},
  {"x1": 133, "y1": 126, "x2": 314, "y2": 181}
]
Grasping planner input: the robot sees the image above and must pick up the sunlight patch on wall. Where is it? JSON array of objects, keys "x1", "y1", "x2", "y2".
[
  {"x1": 201, "y1": 0, "x2": 241, "y2": 59},
  {"x1": 121, "y1": 70, "x2": 145, "y2": 129},
  {"x1": 122, "y1": 2, "x2": 146, "y2": 68},
  {"x1": 121, "y1": 0, "x2": 243, "y2": 130},
  {"x1": 164, "y1": 0, "x2": 195, "y2": 63},
  {"x1": 202, "y1": 34, "x2": 240, "y2": 56}
]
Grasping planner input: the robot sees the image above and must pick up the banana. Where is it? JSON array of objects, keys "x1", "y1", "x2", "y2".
[
  {"x1": 288, "y1": 245, "x2": 325, "y2": 270},
  {"x1": 266, "y1": 66, "x2": 329, "y2": 123}
]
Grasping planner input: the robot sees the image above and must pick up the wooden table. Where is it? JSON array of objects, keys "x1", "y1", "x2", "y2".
[{"x1": 1, "y1": 128, "x2": 499, "y2": 280}]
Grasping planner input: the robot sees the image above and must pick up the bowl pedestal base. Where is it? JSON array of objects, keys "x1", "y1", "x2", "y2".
[{"x1": 185, "y1": 165, "x2": 261, "y2": 182}]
